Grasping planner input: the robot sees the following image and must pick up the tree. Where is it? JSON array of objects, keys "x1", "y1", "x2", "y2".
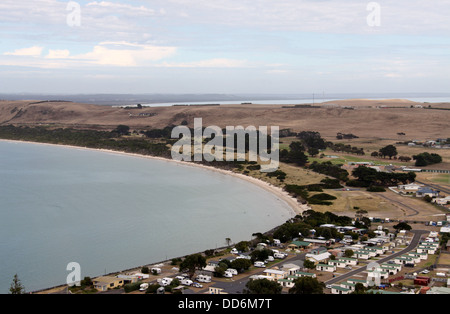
[
  {"x1": 179, "y1": 254, "x2": 207, "y2": 279},
  {"x1": 114, "y1": 125, "x2": 131, "y2": 136},
  {"x1": 9, "y1": 274, "x2": 25, "y2": 294},
  {"x1": 303, "y1": 260, "x2": 316, "y2": 269},
  {"x1": 393, "y1": 222, "x2": 412, "y2": 231},
  {"x1": 379, "y1": 145, "x2": 398, "y2": 159},
  {"x1": 289, "y1": 276, "x2": 324, "y2": 294},
  {"x1": 308, "y1": 147, "x2": 319, "y2": 157},
  {"x1": 225, "y1": 238, "x2": 232, "y2": 247},
  {"x1": 243, "y1": 279, "x2": 282, "y2": 294},
  {"x1": 344, "y1": 249, "x2": 354, "y2": 258}
]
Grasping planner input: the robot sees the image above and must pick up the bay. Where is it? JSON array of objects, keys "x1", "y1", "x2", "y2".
[{"x1": 0, "y1": 141, "x2": 294, "y2": 293}]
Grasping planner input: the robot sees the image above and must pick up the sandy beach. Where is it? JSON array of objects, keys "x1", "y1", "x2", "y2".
[{"x1": 0, "y1": 139, "x2": 307, "y2": 218}]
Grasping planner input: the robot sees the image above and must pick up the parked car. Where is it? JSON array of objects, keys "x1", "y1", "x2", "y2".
[{"x1": 192, "y1": 282, "x2": 203, "y2": 288}]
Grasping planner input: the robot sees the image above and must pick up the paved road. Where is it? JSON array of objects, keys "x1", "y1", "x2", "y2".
[
  {"x1": 324, "y1": 229, "x2": 429, "y2": 286},
  {"x1": 376, "y1": 192, "x2": 420, "y2": 217}
]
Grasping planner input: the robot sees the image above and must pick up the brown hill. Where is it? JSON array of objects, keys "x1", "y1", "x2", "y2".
[{"x1": 0, "y1": 99, "x2": 449, "y2": 140}]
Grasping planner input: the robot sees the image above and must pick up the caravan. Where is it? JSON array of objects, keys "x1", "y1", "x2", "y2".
[{"x1": 196, "y1": 274, "x2": 212, "y2": 283}]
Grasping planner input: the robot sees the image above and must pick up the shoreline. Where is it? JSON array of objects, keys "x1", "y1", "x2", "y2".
[
  {"x1": 0, "y1": 138, "x2": 309, "y2": 293},
  {"x1": 0, "y1": 138, "x2": 307, "y2": 217}
]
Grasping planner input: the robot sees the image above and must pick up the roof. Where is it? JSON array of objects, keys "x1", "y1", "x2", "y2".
[{"x1": 289, "y1": 240, "x2": 311, "y2": 247}]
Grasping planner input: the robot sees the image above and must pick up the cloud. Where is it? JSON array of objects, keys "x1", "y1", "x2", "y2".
[
  {"x1": 74, "y1": 42, "x2": 177, "y2": 66},
  {"x1": 4, "y1": 46, "x2": 44, "y2": 57},
  {"x1": 157, "y1": 58, "x2": 248, "y2": 68},
  {"x1": 46, "y1": 49, "x2": 71, "y2": 59}
]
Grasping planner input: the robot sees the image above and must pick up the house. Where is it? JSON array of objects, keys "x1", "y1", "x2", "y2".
[
  {"x1": 93, "y1": 276, "x2": 124, "y2": 292},
  {"x1": 381, "y1": 265, "x2": 399, "y2": 275},
  {"x1": 338, "y1": 257, "x2": 358, "y2": 266},
  {"x1": 287, "y1": 241, "x2": 311, "y2": 251},
  {"x1": 398, "y1": 183, "x2": 424, "y2": 192},
  {"x1": 433, "y1": 196, "x2": 450, "y2": 205},
  {"x1": 328, "y1": 259, "x2": 347, "y2": 268},
  {"x1": 302, "y1": 238, "x2": 331, "y2": 246},
  {"x1": 330, "y1": 285, "x2": 352, "y2": 294},
  {"x1": 209, "y1": 283, "x2": 229, "y2": 295},
  {"x1": 281, "y1": 263, "x2": 302, "y2": 275},
  {"x1": 306, "y1": 252, "x2": 332, "y2": 265},
  {"x1": 263, "y1": 269, "x2": 287, "y2": 282},
  {"x1": 310, "y1": 246, "x2": 328, "y2": 255},
  {"x1": 347, "y1": 278, "x2": 368, "y2": 287},
  {"x1": 354, "y1": 250, "x2": 371, "y2": 260},
  {"x1": 416, "y1": 187, "x2": 439, "y2": 198},
  {"x1": 316, "y1": 263, "x2": 336, "y2": 272},
  {"x1": 292, "y1": 271, "x2": 316, "y2": 279}
]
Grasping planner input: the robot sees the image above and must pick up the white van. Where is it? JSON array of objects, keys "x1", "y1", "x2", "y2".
[
  {"x1": 274, "y1": 253, "x2": 286, "y2": 259},
  {"x1": 181, "y1": 279, "x2": 193, "y2": 286},
  {"x1": 224, "y1": 271, "x2": 233, "y2": 278},
  {"x1": 254, "y1": 261, "x2": 266, "y2": 268},
  {"x1": 151, "y1": 267, "x2": 162, "y2": 274},
  {"x1": 139, "y1": 283, "x2": 149, "y2": 291},
  {"x1": 196, "y1": 274, "x2": 212, "y2": 283},
  {"x1": 158, "y1": 278, "x2": 173, "y2": 287}
]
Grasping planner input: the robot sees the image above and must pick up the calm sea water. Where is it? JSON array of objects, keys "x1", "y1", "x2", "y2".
[{"x1": 0, "y1": 141, "x2": 294, "y2": 293}]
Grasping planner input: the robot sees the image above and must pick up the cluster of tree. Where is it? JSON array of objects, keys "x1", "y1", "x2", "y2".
[
  {"x1": 328, "y1": 143, "x2": 365, "y2": 155},
  {"x1": 412, "y1": 152, "x2": 443, "y2": 167},
  {"x1": 280, "y1": 141, "x2": 309, "y2": 166},
  {"x1": 336, "y1": 133, "x2": 359, "y2": 140},
  {"x1": 214, "y1": 258, "x2": 253, "y2": 277},
  {"x1": 0, "y1": 125, "x2": 172, "y2": 158},
  {"x1": 272, "y1": 210, "x2": 355, "y2": 242},
  {"x1": 347, "y1": 166, "x2": 416, "y2": 188},
  {"x1": 307, "y1": 161, "x2": 350, "y2": 182},
  {"x1": 378, "y1": 145, "x2": 398, "y2": 159}
]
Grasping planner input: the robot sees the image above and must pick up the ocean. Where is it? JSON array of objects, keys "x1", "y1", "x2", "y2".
[{"x1": 0, "y1": 140, "x2": 294, "y2": 293}]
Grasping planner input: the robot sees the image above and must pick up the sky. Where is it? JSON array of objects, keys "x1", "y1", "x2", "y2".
[{"x1": 0, "y1": 0, "x2": 450, "y2": 95}]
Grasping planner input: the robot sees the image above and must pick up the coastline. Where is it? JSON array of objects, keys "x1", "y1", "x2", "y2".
[
  {"x1": 0, "y1": 138, "x2": 309, "y2": 293},
  {"x1": 0, "y1": 138, "x2": 307, "y2": 218}
]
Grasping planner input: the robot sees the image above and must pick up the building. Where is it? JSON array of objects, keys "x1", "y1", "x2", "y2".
[
  {"x1": 306, "y1": 252, "x2": 332, "y2": 265},
  {"x1": 316, "y1": 263, "x2": 336, "y2": 272},
  {"x1": 93, "y1": 276, "x2": 125, "y2": 292},
  {"x1": 263, "y1": 269, "x2": 287, "y2": 282},
  {"x1": 287, "y1": 241, "x2": 311, "y2": 251},
  {"x1": 416, "y1": 187, "x2": 439, "y2": 198}
]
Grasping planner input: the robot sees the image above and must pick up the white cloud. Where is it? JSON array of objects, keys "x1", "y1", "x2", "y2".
[
  {"x1": 46, "y1": 49, "x2": 71, "y2": 59},
  {"x1": 4, "y1": 46, "x2": 44, "y2": 57},
  {"x1": 74, "y1": 42, "x2": 177, "y2": 67},
  {"x1": 158, "y1": 58, "x2": 248, "y2": 68}
]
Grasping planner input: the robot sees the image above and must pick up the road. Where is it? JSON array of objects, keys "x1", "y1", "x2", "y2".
[
  {"x1": 376, "y1": 192, "x2": 420, "y2": 217},
  {"x1": 324, "y1": 229, "x2": 428, "y2": 286}
]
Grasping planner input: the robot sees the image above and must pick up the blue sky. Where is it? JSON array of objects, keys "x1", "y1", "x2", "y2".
[{"x1": 1, "y1": 0, "x2": 449, "y2": 94}]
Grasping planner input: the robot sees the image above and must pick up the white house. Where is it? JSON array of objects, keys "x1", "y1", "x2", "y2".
[
  {"x1": 263, "y1": 269, "x2": 287, "y2": 282},
  {"x1": 338, "y1": 257, "x2": 358, "y2": 266},
  {"x1": 328, "y1": 259, "x2": 347, "y2": 268},
  {"x1": 330, "y1": 285, "x2": 352, "y2": 295},
  {"x1": 316, "y1": 263, "x2": 336, "y2": 272},
  {"x1": 306, "y1": 252, "x2": 331, "y2": 265}
]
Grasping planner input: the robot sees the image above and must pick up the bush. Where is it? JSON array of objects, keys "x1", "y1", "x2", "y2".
[
  {"x1": 124, "y1": 282, "x2": 142, "y2": 293},
  {"x1": 367, "y1": 186, "x2": 386, "y2": 192}
]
